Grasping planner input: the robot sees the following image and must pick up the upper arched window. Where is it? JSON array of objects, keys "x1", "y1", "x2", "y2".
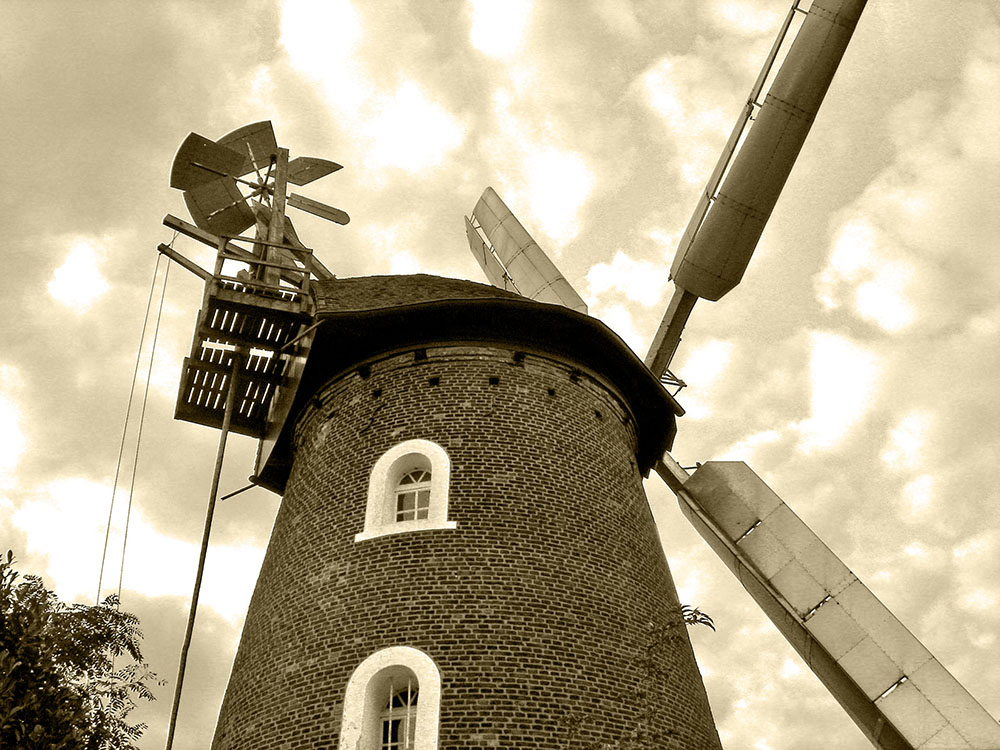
[
  {"x1": 355, "y1": 439, "x2": 455, "y2": 542},
  {"x1": 395, "y1": 470, "x2": 431, "y2": 522},
  {"x1": 340, "y1": 646, "x2": 441, "y2": 750}
]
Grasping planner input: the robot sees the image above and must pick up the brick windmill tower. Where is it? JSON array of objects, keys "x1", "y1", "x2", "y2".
[
  {"x1": 159, "y1": 1, "x2": 1000, "y2": 748},
  {"x1": 213, "y1": 273, "x2": 720, "y2": 749}
]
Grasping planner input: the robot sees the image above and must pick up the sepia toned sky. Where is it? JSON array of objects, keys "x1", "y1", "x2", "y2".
[{"x1": 2, "y1": 1, "x2": 998, "y2": 747}]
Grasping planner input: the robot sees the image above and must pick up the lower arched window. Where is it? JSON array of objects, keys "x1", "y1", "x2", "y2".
[
  {"x1": 340, "y1": 646, "x2": 441, "y2": 750},
  {"x1": 381, "y1": 682, "x2": 418, "y2": 749}
]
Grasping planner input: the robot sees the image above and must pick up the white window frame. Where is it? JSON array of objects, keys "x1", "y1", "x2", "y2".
[
  {"x1": 339, "y1": 646, "x2": 442, "y2": 750},
  {"x1": 394, "y1": 469, "x2": 432, "y2": 522},
  {"x1": 355, "y1": 439, "x2": 455, "y2": 542}
]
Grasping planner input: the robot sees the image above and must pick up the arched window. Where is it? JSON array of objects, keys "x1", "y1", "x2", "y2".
[
  {"x1": 356, "y1": 439, "x2": 455, "y2": 542},
  {"x1": 395, "y1": 470, "x2": 431, "y2": 522},
  {"x1": 340, "y1": 646, "x2": 441, "y2": 750}
]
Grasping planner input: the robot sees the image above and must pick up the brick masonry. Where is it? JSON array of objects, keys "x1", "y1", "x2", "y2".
[{"x1": 212, "y1": 344, "x2": 722, "y2": 749}]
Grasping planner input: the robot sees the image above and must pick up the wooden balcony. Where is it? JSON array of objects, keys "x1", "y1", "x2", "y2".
[{"x1": 174, "y1": 237, "x2": 316, "y2": 437}]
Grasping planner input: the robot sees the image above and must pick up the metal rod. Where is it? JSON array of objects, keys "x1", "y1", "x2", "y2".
[
  {"x1": 189, "y1": 160, "x2": 267, "y2": 191},
  {"x1": 220, "y1": 482, "x2": 256, "y2": 501},
  {"x1": 279, "y1": 321, "x2": 321, "y2": 353},
  {"x1": 164, "y1": 355, "x2": 240, "y2": 750}
]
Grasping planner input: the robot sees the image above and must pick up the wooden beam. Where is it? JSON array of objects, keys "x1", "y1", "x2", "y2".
[
  {"x1": 288, "y1": 192, "x2": 350, "y2": 225},
  {"x1": 164, "y1": 213, "x2": 333, "y2": 281},
  {"x1": 156, "y1": 243, "x2": 210, "y2": 280},
  {"x1": 163, "y1": 214, "x2": 307, "y2": 286}
]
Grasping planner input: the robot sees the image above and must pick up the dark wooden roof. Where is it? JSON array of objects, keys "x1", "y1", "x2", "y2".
[{"x1": 313, "y1": 274, "x2": 524, "y2": 312}]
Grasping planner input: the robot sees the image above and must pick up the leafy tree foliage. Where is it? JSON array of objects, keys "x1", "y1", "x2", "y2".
[{"x1": 0, "y1": 551, "x2": 161, "y2": 749}]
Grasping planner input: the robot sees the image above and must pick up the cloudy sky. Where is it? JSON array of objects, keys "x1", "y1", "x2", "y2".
[{"x1": 2, "y1": 0, "x2": 998, "y2": 747}]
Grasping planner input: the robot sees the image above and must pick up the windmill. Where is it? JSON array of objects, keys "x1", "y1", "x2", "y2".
[
  {"x1": 461, "y1": 1, "x2": 1000, "y2": 748},
  {"x1": 149, "y1": 1, "x2": 1000, "y2": 748}
]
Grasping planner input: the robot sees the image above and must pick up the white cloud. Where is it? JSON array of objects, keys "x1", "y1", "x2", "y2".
[
  {"x1": 596, "y1": 303, "x2": 643, "y2": 355},
  {"x1": 468, "y1": 0, "x2": 533, "y2": 59},
  {"x1": 148, "y1": 341, "x2": 184, "y2": 401},
  {"x1": 11, "y1": 477, "x2": 263, "y2": 621},
  {"x1": 246, "y1": 64, "x2": 275, "y2": 110},
  {"x1": 795, "y1": 331, "x2": 881, "y2": 453},
  {"x1": 281, "y1": 0, "x2": 364, "y2": 114},
  {"x1": 639, "y1": 55, "x2": 732, "y2": 185},
  {"x1": 708, "y1": 0, "x2": 782, "y2": 37},
  {"x1": 484, "y1": 91, "x2": 596, "y2": 247},
  {"x1": 881, "y1": 410, "x2": 931, "y2": 472},
  {"x1": 585, "y1": 250, "x2": 668, "y2": 307},
  {"x1": 820, "y1": 220, "x2": 875, "y2": 296},
  {"x1": 716, "y1": 429, "x2": 782, "y2": 462},
  {"x1": 649, "y1": 228, "x2": 681, "y2": 258},
  {"x1": 816, "y1": 218, "x2": 916, "y2": 333},
  {"x1": 817, "y1": 29, "x2": 1000, "y2": 335},
  {"x1": 902, "y1": 474, "x2": 934, "y2": 516},
  {"x1": 364, "y1": 80, "x2": 467, "y2": 174},
  {"x1": 521, "y1": 148, "x2": 594, "y2": 242},
  {"x1": 853, "y1": 265, "x2": 914, "y2": 333},
  {"x1": 0, "y1": 366, "x2": 27, "y2": 486},
  {"x1": 673, "y1": 339, "x2": 734, "y2": 420},
  {"x1": 780, "y1": 658, "x2": 801, "y2": 679},
  {"x1": 47, "y1": 242, "x2": 110, "y2": 312},
  {"x1": 282, "y1": 1, "x2": 465, "y2": 175},
  {"x1": 388, "y1": 250, "x2": 424, "y2": 275},
  {"x1": 679, "y1": 339, "x2": 733, "y2": 388},
  {"x1": 953, "y1": 531, "x2": 997, "y2": 561},
  {"x1": 959, "y1": 589, "x2": 998, "y2": 612}
]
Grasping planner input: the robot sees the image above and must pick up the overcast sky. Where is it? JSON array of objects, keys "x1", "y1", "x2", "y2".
[{"x1": 2, "y1": 1, "x2": 998, "y2": 748}]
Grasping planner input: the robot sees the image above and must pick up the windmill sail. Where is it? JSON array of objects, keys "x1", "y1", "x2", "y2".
[
  {"x1": 671, "y1": 0, "x2": 867, "y2": 301},
  {"x1": 659, "y1": 457, "x2": 1000, "y2": 750},
  {"x1": 646, "y1": 0, "x2": 867, "y2": 377},
  {"x1": 466, "y1": 187, "x2": 588, "y2": 314}
]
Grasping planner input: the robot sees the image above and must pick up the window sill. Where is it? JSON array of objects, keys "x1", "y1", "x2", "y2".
[{"x1": 354, "y1": 520, "x2": 458, "y2": 543}]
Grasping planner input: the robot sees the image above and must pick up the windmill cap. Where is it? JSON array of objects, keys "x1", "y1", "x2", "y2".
[{"x1": 256, "y1": 275, "x2": 680, "y2": 492}]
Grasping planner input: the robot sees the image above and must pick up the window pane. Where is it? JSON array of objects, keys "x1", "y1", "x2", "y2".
[
  {"x1": 382, "y1": 718, "x2": 401, "y2": 748},
  {"x1": 398, "y1": 492, "x2": 416, "y2": 512}
]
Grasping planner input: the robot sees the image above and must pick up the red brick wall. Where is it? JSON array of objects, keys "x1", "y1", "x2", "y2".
[{"x1": 212, "y1": 345, "x2": 721, "y2": 749}]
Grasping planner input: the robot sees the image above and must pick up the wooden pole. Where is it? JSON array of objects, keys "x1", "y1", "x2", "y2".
[
  {"x1": 164, "y1": 355, "x2": 240, "y2": 750},
  {"x1": 263, "y1": 147, "x2": 290, "y2": 287}
]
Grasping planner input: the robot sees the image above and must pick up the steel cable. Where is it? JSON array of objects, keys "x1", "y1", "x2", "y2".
[
  {"x1": 117, "y1": 259, "x2": 170, "y2": 603},
  {"x1": 95, "y1": 253, "x2": 163, "y2": 605}
]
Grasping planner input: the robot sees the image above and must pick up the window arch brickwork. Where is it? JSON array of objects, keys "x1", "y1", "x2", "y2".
[{"x1": 355, "y1": 439, "x2": 455, "y2": 542}]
